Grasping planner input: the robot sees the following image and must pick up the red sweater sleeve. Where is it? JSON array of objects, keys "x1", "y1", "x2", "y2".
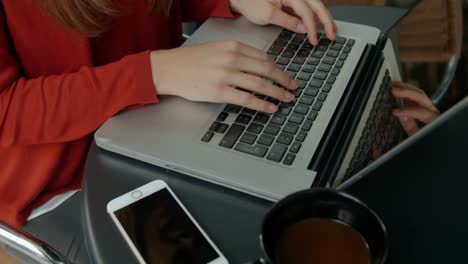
[
  {"x1": 182, "y1": 0, "x2": 237, "y2": 21},
  {"x1": 0, "y1": 24, "x2": 158, "y2": 147}
]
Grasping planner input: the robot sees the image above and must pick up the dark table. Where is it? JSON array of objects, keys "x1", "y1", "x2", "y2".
[{"x1": 82, "y1": 6, "x2": 408, "y2": 264}]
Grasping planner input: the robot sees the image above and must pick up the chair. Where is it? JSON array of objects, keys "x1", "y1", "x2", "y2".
[
  {"x1": 0, "y1": 221, "x2": 71, "y2": 264},
  {"x1": 323, "y1": 0, "x2": 463, "y2": 106}
]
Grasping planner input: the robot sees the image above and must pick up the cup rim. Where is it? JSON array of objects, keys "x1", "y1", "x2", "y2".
[{"x1": 259, "y1": 188, "x2": 389, "y2": 264}]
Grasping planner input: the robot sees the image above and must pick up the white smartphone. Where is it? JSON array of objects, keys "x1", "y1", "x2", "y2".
[{"x1": 107, "y1": 180, "x2": 229, "y2": 264}]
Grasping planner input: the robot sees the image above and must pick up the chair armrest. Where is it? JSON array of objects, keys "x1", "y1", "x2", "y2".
[{"x1": 0, "y1": 221, "x2": 72, "y2": 264}]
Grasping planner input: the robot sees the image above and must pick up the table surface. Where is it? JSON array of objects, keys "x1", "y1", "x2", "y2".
[{"x1": 82, "y1": 6, "x2": 408, "y2": 264}]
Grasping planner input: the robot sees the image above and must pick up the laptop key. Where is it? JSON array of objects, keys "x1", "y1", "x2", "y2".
[
  {"x1": 297, "y1": 48, "x2": 310, "y2": 57},
  {"x1": 304, "y1": 87, "x2": 319, "y2": 96},
  {"x1": 216, "y1": 123, "x2": 229, "y2": 134},
  {"x1": 283, "y1": 153, "x2": 296, "y2": 166},
  {"x1": 318, "y1": 92, "x2": 328, "y2": 102},
  {"x1": 294, "y1": 104, "x2": 309, "y2": 115},
  {"x1": 287, "y1": 43, "x2": 300, "y2": 50},
  {"x1": 297, "y1": 80, "x2": 307, "y2": 89},
  {"x1": 330, "y1": 44, "x2": 344, "y2": 51},
  {"x1": 308, "y1": 111, "x2": 318, "y2": 121},
  {"x1": 254, "y1": 113, "x2": 270, "y2": 124},
  {"x1": 290, "y1": 142, "x2": 302, "y2": 153},
  {"x1": 302, "y1": 65, "x2": 316, "y2": 73},
  {"x1": 331, "y1": 67, "x2": 340, "y2": 76},
  {"x1": 289, "y1": 113, "x2": 304, "y2": 124},
  {"x1": 235, "y1": 143, "x2": 268, "y2": 158},
  {"x1": 309, "y1": 79, "x2": 323, "y2": 88},
  {"x1": 318, "y1": 64, "x2": 332, "y2": 73},
  {"x1": 271, "y1": 114, "x2": 286, "y2": 125},
  {"x1": 335, "y1": 37, "x2": 347, "y2": 44},
  {"x1": 217, "y1": 112, "x2": 228, "y2": 122},
  {"x1": 311, "y1": 50, "x2": 325, "y2": 58},
  {"x1": 302, "y1": 120, "x2": 313, "y2": 131},
  {"x1": 340, "y1": 53, "x2": 348, "y2": 60},
  {"x1": 327, "y1": 76, "x2": 336, "y2": 84},
  {"x1": 283, "y1": 123, "x2": 300, "y2": 135},
  {"x1": 264, "y1": 124, "x2": 281, "y2": 136},
  {"x1": 201, "y1": 131, "x2": 214, "y2": 142},
  {"x1": 296, "y1": 131, "x2": 308, "y2": 142},
  {"x1": 343, "y1": 46, "x2": 352, "y2": 53},
  {"x1": 326, "y1": 50, "x2": 339, "y2": 58},
  {"x1": 336, "y1": 60, "x2": 345, "y2": 68},
  {"x1": 299, "y1": 95, "x2": 314, "y2": 106},
  {"x1": 277, "y1": 133, "x2": 294, "y2": 145},
  {"x1": 209, "y1": 121, "x2": 221, "y2": 132},
  {"x1": 240, "y1": 132, "x2": 257, "y2": 145},
  {"x1": 241, "y1": 108, "x2": 257, "y2": 116},
  {"x1": 268, "y1": 45, "x2": 283, "y2": 56},
  {"x1": 297, "y1": 72, "x2": 312, "y2": 81},
  {"x1": 247, "y1": 123, "x2": 264, "y2": 134},
  {"x1": 282, "y1": 50, "x2": 295, "y2": 58},
  {"x1": 279, "y1": 104, "x2": 293, "y2": 115},
  {"x1": 276, "y1": 57, "x2": 290, "y2": 65},
  {"x1": 286, "y1": 70, "x2": 297, "y2": 79},
  {"x1": 287, "y1": 63, "x2": 301, "y2": 72},
  {"x1": 224, "y1": 104, "x2": 241, "y2": 114},
  {"x1": 323, "y1": 57, "x2": 336, "y2": 65},
  {"x1": 292, "y1": 56, "x2": 306, "y2": 64},
  {"x1": 307, "y1": 58, "x2": 320, "y2": 66},
  {"x1": 314, "y1": 72, "x2": 328, "y2": 80},
  {"x1": 312, "y1": 101, "x2": 323, "y2": 111},
  {"x1": 346, "y1": 39, "x2": 355, "y2": 46},
  {"x1": 219, "y1": 124, "x2": 245, "y2": 148},
  {"x1": 322, "y1": 84, "x2": 332, "y2": 92},
  {"x1": 258, "y1": 134, "x2": 274, "y2": 146},
  {"x1": 294, "y1": 89, "x2": 303, "y2": 98},
  {"x1": 235, "y1": 114, "x2": 252, "y2": 125},
  {"x1": 267, "y1": 143, "x2": 288, "y2": 162}
]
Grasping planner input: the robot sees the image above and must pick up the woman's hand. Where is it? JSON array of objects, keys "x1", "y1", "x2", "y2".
[
  {"x1": 391, "y1": 81, "x2": 440, "y2": 136},
  {"x1": 150, "y1": 40, "x2": 298, "y2": 113},
  {"x1": 230, "y1": 0, "x2": 337, "y2": 45}
]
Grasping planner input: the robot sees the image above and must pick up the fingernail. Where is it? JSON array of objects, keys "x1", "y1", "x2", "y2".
[
  {"x1": 291, "y1": 80, "x2": 298, "y2": 90},
  {"x1": 268, "y1": 104, "x2": 278, "y2": 113},
  {"x1": 285, "y1": 92, "x2": 294, "y2": 101},
  {"x1": 296, "y1": 24, "x2": 306, "y2": 33}
]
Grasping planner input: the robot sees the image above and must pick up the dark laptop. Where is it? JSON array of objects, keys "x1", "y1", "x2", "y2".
[{"x1": 339, "y1": 97, "x2": 468, "y2": 263}]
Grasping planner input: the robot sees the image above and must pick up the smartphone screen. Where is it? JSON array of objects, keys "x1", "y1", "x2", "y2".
[{"x1": 114, "y1": 188, "x2": 220, "y2": 264}]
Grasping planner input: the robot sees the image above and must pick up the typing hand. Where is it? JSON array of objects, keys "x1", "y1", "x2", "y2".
[
  {"x1": 391, "y1": 81, "x2": 440, "y2": 136},
  {"x1": 229, "y1": 0, "x2": 337, "y2": 45},
  {"x1": 150, "y1": 41, "x2": 297, "y2": 113}
]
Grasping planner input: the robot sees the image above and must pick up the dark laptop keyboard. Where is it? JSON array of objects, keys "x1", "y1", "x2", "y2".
[
  {"x1": 343, "y1": 70, "x2": 406, "y2": 180},
  {"x1": 201, "y1": 30, "x2": 355, "y2": 166}
]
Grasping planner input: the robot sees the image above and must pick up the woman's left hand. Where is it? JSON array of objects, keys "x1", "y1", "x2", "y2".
[{"x1": 229, "y1": 0, "x2": 337, "y2": 45}]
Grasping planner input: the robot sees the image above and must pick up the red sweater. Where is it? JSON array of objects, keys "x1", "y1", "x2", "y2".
[{"x1": 0, "y1": 0, "x2": 234, "y2": 228}]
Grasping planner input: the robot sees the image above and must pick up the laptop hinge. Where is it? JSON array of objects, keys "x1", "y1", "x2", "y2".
[{"x1": 310, "y1": 42, "x2": 385, "y2": 187}]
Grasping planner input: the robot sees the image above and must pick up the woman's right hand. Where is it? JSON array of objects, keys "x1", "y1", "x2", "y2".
[{"x1": 150, "y1": 40, "x2": 297, "y2": 113}]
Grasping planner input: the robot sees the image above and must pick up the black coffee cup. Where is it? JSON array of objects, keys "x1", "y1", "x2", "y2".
[{"x1": 249, "y1": 188, "x2": 388, "y2": 264}]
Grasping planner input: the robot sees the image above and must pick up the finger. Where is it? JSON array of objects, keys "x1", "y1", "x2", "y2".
[
  {"x1": 391, "y1": 86, "x2": 438, "y2": 112},
  {"x1": 221, "y1": 88, "x2": 278, "y2": 113},
  {"x1": 267, "y1": 6, "x2": 307, "y2": 34},
  {"x1": 392, "y1": 106, "x2": 439, "y2": 125},
  {"x1": 233, "y1": 55, "x2": 297, "y2": 90},
  {"x1": 307, "y1": 0, "x2": 336, "y2": 40},
  {"x1": 228, "y1": 72, "x2": 295, "y2": 103},
  {"x1": 396, "y1": 116, "x2": 420, "y2": 136},
  {"x1": 393, "y1": 81, "x2": 426, "y2": 94},
  {"x1": 285, "y1": 0, "x2": 318, "y2": 45}
]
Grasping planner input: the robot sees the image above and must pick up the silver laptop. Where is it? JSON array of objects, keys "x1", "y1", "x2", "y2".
[{"x1": 95, "y1": 17, "x2": 402, "y2": 201}]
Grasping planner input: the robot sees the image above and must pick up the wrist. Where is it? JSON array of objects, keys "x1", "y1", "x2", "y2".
[{"x1": 150, "y1": 50, "x2": 170, "y2": 96}]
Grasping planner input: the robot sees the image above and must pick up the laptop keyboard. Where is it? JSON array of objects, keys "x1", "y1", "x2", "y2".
[
  {"x1": 201, "y1": 30, "x2": 355, "y2": 166},
  {"x1": 343, "y1": 70, "x2": 406, "y2": 180}
]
